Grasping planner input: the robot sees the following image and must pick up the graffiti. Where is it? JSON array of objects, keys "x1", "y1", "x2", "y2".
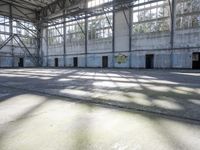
[{"x1": 115, "y1": 54, "x2": 128, "y2": 64}]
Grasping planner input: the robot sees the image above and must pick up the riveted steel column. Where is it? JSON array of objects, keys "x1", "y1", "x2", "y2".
[
  {"x1": 129, "y1": 7, "x2": 133, "y2": 68},
  {"x1": 9, "y1": 4, "x2": 14, "y2": 67},
  {"x1": 112, "y1": 2, "x2": 115, "y2": 68},
  {"x1": 170, "y1": 0, "x2": 176, "y2": 68},
  {"x1": 63, "y1": 11, "x2": 66, "y2": 67},
  {"x1": 46, "y1": 26, "x2": 49, "y2": 67},
  {"x1": 85, "y1": 14, "x2": 88, "y2": 67}
]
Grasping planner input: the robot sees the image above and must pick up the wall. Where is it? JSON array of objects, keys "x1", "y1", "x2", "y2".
[
  {"x1": 41, "y1": 5, "x2": 200, "y2": 69},
  {"x1": 0, "y1": 45, "x2": 36, "y2": 67}
]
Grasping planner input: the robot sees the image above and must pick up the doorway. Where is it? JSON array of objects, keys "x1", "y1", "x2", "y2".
[
  {"x1": 192, "y1": 53, "x2": 200, "y2": 69},
  {"x1": 102, "y1": 56, "x2": 108, "y2": 68},
  {"x1": 146, "y1": 54, "x2": 154, "y2": 69},
  {"x1": 73, "y1": 57, "x2": 78, "y2": 67},
  {"x1": 18, "y1": 58, "x2": 24, "y2": 67},
  {"x1": 55, "y1": 58, "x2": 59, "y2": 67}
]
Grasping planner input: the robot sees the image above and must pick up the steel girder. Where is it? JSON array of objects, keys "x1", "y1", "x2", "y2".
[
  {"x1": 0, "y1": 34, "x2": 39, "y2": 66},
  {"x1": 40, "y1": 0, "x2": 79, "y2": 18},
  {"x1": 43, "y1": 0, "x2": 166, "y2": 27}
]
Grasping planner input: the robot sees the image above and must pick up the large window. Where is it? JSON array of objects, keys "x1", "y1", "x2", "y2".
[
  {"x1": 0, "y1": 16, "x2": 36, "y2": 47},
  {"x1": 48, "y1": 19, "x2": 64, "y2": 47},
  {"x1": 13, "y1": 20, "x2": 37, "y2": 47},
  {"x1": 0, "y1": 15, "x2": 9, "y2": 43},
  {"x1": 88, "y1": 13, "x2": 112, "y2": 40},
  {"x1": 132, "y1": 0, "x2": 170, "y2": 33},
  {"x1": 66, "y1": 19, "x2": 85, "y2": 43},
  {"x1": 176, "y1": 0, "x2": 200, "y2": 29},
  {"x1": 0, "y1": 16, "x2": 9, "y2": 33}
]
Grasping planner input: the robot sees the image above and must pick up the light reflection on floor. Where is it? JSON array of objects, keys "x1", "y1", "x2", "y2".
[{"x1": 0, "y1": 68, "x2": 200, "y2": 150}]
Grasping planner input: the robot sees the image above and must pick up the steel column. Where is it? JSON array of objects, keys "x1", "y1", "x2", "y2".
[
  {"x1": 129, "y1": 7, "x2": 132, "y2": 68},
  {"x1": 63, "y1": 11, "x2": 66, "y2": 67},
  {"x1": 112, "y1": 0, "x2": 115, "y2": 68},
  {"x1": 85, "y1": 15, "x2": 88, "y2": 67},
  {"x1": 9, "y1": 4, "x2": 14, "y2": 67},
  {"x1": 36, "y1": 12, "x2": 41, "y2": 66},
  {"x1": 46, "y1": 26, "x2": 49, "y2": 67},
  {"x1": 170, "y1": 0, "x2": 176, "y2": 68}
]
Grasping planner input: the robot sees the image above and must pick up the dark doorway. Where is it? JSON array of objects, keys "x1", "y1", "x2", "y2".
[
  {"x1": 192, "y1": 53, "x2": 200, "y2": 69},
  {"x1": 146, "y1": 54, "x2": 154, "y2": 69},
  {"x1": 55, "y1": 58, "x2": 59, "y2": 67},
  {"x1": 102, "y1": 56, "x2": 108, "y2": 68},
  {"x1": 18, "y1": 58, "x2": 24, "y2": 67},
  {"x1": 73, "y1": 57, "x2": 78, "y2": 67}
]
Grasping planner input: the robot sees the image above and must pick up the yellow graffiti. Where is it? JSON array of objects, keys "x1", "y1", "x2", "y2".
[{"x1": 115, "y1": 54, "x2": 128, "y2": 64}]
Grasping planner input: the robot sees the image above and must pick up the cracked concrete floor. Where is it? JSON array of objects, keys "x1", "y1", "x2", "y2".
[{"x1": 0, "y1": 68, "x2": 200, "y2": 150}]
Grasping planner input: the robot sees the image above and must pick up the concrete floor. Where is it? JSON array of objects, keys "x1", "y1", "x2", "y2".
[{"x1": 0, "y1": 68, "x2": 200, "y2": 150}]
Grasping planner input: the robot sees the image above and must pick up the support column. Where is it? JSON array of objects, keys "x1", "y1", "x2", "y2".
[
  {"x1": 36, "y1": 12, "x2": 41, "y2": 67},
  {"x1": 84, "y1": 0, "x2": 88, "y2": 67},
  {"x1": 170, "y1": 0, "x2": 176, "y2": 68},
  {"x1": 85, "y1": 16, "x2": 88, "y2": 67},
  {"x1": 129, "y1": 7, "x2": 133, "y2": 68},
  {"x1": 46, "y1": 26, "x2": 49, "y2": 67},
  {"x1": 112, "y1": 6, "x2": 115, "y2": 68},
  {"x1": 9, "y1": 4, "x2": 14, "y2": 67},
  {"x1": 63, "y1": 11, "x2": 66, "y2": 67}
]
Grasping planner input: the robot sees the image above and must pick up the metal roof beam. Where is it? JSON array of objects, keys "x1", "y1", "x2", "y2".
[{"x1": 40, "y1": 0, "x2": 79, "y2": 18}]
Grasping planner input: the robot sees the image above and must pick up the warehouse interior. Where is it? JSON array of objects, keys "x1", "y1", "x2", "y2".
[
  {"x1": 0, "y1": 0, "x2": 200, "y2": 150},
  {"x1": 0, "y1": 0, "x2": 199, "y2": 69}
]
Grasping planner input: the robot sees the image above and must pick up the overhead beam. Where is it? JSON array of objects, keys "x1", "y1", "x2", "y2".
[
  {"x1": 40, "y1": 0, "x2": 80, "y2": 19},
  {"x1": 0, "y1": 0, "x2": 37, "y2": 11},
  {"x1": 43, "y1": 0, "x2": 164, "y2": 26},
  {"x1": 16, "y1": 0, "x2": 44, "y2": 9},
  {"x1": 0, "y1": 2, "x2": 38, "y2": 22}
]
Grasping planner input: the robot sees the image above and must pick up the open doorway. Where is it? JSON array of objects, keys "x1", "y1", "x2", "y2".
[
  {"x1": 146, "y1": 54, "x2": 154, "y2": 69},
  {"x1": 192, "y1": 52, "x2": 200, "y2": 69},
  {"x1": 102, "y1": 56, "x2": 108, "y2": 68},
  {"x1": 73, "y1": 57, "x2": 78, "y2": 67},
  {"x1": 55, "y1": 58, "x2": 59, "y2": 67},
  {"x1": 18, "y1": 58, "x2": 24, "y2": 67}
]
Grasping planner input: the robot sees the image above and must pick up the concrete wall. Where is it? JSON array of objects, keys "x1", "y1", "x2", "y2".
[
  {"x1": 174, "y1": 28, "x2": 200, "y2": 48},
  {"x1": 0, "y1": 56, "x2": 12, "y2": 67},
  {"x1": 131, "y1": 50, "x2": 171, "y2": 69},
  {"x1": 66, "y1": 41, "x2": 85, "y2": 55},
  {"x1": 66, "y1": 55, "x2": 86, "y2": 67},
  {"x1": 88, "y1": 39, "x2": 112, "y2": 53},
  {"x1": 132, "y1": 32, "x2": 171, "y2": 50},
  {"x1": 0, "y1": 45, "x2": 36, "y2": 68},
  {"x1": 115, "y1": 10, "x2": 130, "y2": 53},
  {"x1": 41, "y1": 9, "x2": 200, "y2": 69},
  {"x1": 87, "y1": 53, "x2": 113, "y2": 68}
]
